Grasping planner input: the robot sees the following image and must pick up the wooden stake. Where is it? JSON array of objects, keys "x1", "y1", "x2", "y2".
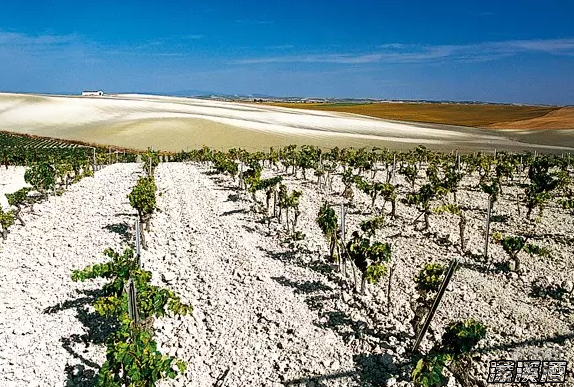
[
  {"x1": 387, "y1": 264, "x2": 394, "y2": 314},
  {"x1": 391, "y1": 153, "x2": 396, "y2": 184},
  {"x1": 412, "y1": 258, "x2": 459, "y2": 352}
]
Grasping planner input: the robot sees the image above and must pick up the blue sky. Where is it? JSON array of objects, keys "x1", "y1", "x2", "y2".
[{"x1": 1, "y1": 0, "x2": 573, "y2": 104}]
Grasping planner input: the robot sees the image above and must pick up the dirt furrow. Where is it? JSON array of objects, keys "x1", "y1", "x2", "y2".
[{"x1": 147, "y1": 162, "x2": 356, "y2": 387}]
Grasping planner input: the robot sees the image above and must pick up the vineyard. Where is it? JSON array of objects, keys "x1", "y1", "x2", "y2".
[
  {"x1": 0, "y1": 141, "x2": 573, "y2": 386},
  {"x1": 0, "y1": 131, "x2": 138, "y2": 166}
]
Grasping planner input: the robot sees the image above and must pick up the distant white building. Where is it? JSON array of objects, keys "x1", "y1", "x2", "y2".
[{"x1": 82, "y1": 90, "x2": 104, "y2": 96}]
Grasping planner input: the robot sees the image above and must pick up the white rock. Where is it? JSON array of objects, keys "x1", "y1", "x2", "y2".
[
  {"x1": 562, "y1": 280, "x2": 573, "y2": 293},
  {"x1": 162, "y1": 271, "x2": 176, "y2": 283}
]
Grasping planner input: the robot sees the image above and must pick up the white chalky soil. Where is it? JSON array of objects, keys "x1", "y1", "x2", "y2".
[
  {"x1": 0, "y1": 163, "x2": 141, "y2": 386},
  {"x1": 148, "y1": 163, "x2": 355, "y2": 387}
]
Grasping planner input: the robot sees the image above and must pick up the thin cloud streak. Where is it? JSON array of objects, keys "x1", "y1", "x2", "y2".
[
  {"x1": 235, "y1": 20, "x2": 275, "y2": 25},
  {"x1": 235, "y1": 38, "x2": 574, "y2": 65},
  {"x1": 0, "y1": 30, "x2": 77, "y2": 47}
]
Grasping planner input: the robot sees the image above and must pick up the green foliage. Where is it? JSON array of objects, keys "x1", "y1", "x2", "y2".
[
  {"x1": 364, "y1": 263, "x2": 387, "y2": 284},
  {"x1": 243, "y1": 161, "x2": 263, "y2": 195},
  {"x1": 255, "y1": 176, "x2": 283, "y2": 192},
  {"x1": 280, "y1": 188, "x2": 302, "y2": 210},
  {"x1": 560, "y1": 197, "x2": 574, "y2": 214},
  {"x1": 524, "y1": 243, "x2": 551, "y2": 257},
  {"x1": 355, "y1": 177, "x2": 388, "y2": 210},
  {"x1": 24, "y1": 161, "x2": 57, "y2": 192},
  {"x1": 342, "y1": 169, "x2": 361, "y2": 189},
  {"x1": 6, "y1": 187, "x2": 32, "y2": 207},
  {"x1": 295, "y1": 145, "x2": 318, "y2": 179},
  {"x1": 142, "y1": 148, "x2": 160, "y2": 175},
  {"x1": 213, "y1": 156, "x2": 239, "y2": 178},
  {"x1": 72, "y1": 247, "x2": 192, "y2": 386},
  {"x1": 291, "y1": 231, "x2": 306, "y2": 241},
  {"x1": 346, "y1": 231, "x2": 391, "y2": 286},
  {"x1": 412, "y1": 354, "x2": 448, "y2": 387},
  {"x1": 72, "y1": 248, "x2": 141, "y2": 297},
  {"x1": 399, "y1": 164, "x2": 418, "y2": 189},
  {"x1": 128, "y1": 176, "x2": 157, "y2": 220},
  {"x1": 414, "y1": 263, "x2": 445, "y2": 293},
  {"x1": 500, "y1": 236, "x2": 526, "y2": 258},
  {"x1": 317, "y1": 202, "x2": 337, "y2": 238},
  {"x1": 480, "y1": 177, "x2": 500, "y2": 202},
  {"x1": 433, "y1": 204, "x2": 461, "y2": 216},
  {"x1": 525, "y1": 157, "x2": 565, "y2": 219},
  {"x1": 359, "y1": 216, "x2": 385, "y2": 237},
  {"x1": 412, "y1": 319, "x2": 487, "y2": 387},
  {"x1": 0, "y1": 208, "x2": 14, "y2": 238},
  {"x1": 96, "y1": 318, "x2": 187, "y2": 387},
  {"x1": 441, "y1": 319, "x2": 487, "y2": 357}
]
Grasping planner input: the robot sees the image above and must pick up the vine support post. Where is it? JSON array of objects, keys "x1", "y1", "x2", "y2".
[
  {"x1": 126, "y1": 279, "x2": 140, "y2": 326},
  {"x1": 387, "y1": 264, "x2": 394, "y2": 314},
  {"x1": 273, "y1": 190, "x2": 277, "y2": 217},
  {"x1": 391, "y1": 153, "x2": 396, "y2": 184},
  {"x1": 340, "y1": 204, "x2": 347, "y2": 276},
  {"x1": 136, "y1": 218, "x2": 142, "y2": 268},
  {"x1": 484, "y1": 195, "x2": 492, "y2": 260},
  {"x1": 239, "y1": 162, "x2": 243, "y2": 189},
  {"x1": 412, "y1": 257, "x2": 459, "y2": 353}
]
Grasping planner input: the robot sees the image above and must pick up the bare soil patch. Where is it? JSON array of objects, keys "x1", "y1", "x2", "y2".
[{"x1": 488, "y1": 107, "x2": 574, "y2": 129}]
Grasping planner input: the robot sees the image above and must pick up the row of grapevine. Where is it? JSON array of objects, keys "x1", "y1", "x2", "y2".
[
  {"x1": 0, "y1": 131, "x2": 138, "y2": 167},
  {"x1": 69, "y1": 148, "x2": 191, "y2": 386},
  {"x1": 0, "y1": 138, "x2": 141, "y2": 240}
]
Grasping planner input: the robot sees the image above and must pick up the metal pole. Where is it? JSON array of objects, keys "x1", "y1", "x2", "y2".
[
  {"x1": 484, "y1": 196, "x2": 492, "y2": 260},
  {"x1": 412, "y1": 258, "x2": 459, "y2": 352},
  {"x1": 341, "y1": 204, "x2": 346, "y2": 276},
  {"x1": 136, "y1": 218, "x2": 141, "y2": 268},
  {"x1": 125, "y1": 279, "x2": 140, "y2": 326}
]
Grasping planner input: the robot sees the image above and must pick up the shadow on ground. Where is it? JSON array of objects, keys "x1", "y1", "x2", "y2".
[
  {"x1": 263, "y1": 248, "x2": 416, "y2": 386},
  {"x1": 44, "y1": 288, "x2": 117, "y2": 387},
  {"x1": 103, "y1": 222, "x2": 131, "y2": 243}
]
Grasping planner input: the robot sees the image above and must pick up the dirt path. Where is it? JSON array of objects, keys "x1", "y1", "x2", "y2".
[{"x1": 147, "y1": 162, "x2": 356, "y2": 387}]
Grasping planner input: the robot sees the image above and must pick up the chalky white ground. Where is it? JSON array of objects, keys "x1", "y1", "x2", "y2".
[
  {"x1": 0, "y1": 163, "x2": 141, "y2": 386},
  {"x1": 1, "y1": 162, "x2": 573, "y2": 386}
]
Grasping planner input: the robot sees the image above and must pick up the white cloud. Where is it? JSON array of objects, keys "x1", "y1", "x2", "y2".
[{"x1": 235, "y1": 38, "x2": 574, "y2": 65}]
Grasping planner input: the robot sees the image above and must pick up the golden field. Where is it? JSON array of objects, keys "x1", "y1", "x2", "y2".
[{"x1": 267, "y1": 102, "x2": 561, "y2": 128}]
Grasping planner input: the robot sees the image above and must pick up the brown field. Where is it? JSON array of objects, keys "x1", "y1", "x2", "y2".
[
  {"x1": 488, "y1": 107, "x2": 574, "y2": 129},
  {"x1": 267, "y1": 102, "x2": 559, "y2": 128}
]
